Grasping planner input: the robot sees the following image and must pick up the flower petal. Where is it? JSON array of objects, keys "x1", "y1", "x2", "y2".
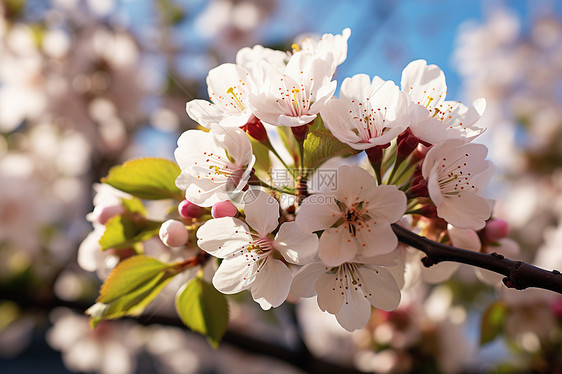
[
  {"x1": 196, "y1": 217, "x2": 252, "y2": 258},
  {"x1": 356, "y1": 220, "x2": 398, "y2": 257},
  {"x1": 318, "y1": 226, "x2": 359, "y2": 267},
  {"x1": 335, "y1": 287, "x2": 372, "y2": 332},
  {"x1": 295, "y1": 195, "x2": 341, "y2": 233},
  {"x1": 274, "y1": 221, "x2": 318, "y2": 264},
  {"x1": 212, "y1": 254, "x2": 256, "y2": 294},
  {"x1": 315, "y1": 271, "x2": 344, "y2": 314},
  {"x1": 243, "y1": 190, "x2": 280, "y2": 236},
  {"x1": 290, "y1": 262, "x2": 326, "y2": 298},
  {"x1": 250, "y1": 259, "x2": 292, "y2": 310},
  {"x1": 359, "y1": 265, "x2": 401, "y2": 311}
]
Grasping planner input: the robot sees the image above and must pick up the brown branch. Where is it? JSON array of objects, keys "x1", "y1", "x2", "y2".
[{"x1": 392, "y1": 224, "x2": 562, "y2": 294}]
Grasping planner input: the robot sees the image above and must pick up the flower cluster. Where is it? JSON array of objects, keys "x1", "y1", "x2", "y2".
[{"x1": 167, "y1": 28, "x2": 499, "y2": 331}]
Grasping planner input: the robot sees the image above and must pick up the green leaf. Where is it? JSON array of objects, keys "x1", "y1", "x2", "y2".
[
  {"x1": 121, "y1": 197, "x2": 147, "y2": 215},
  {"x1": 99, "y1": 214, "x2": 161, "y2": 251},
  {"x1": 87, "y1": 256, "x2": 178, "y2": 328},
  {"x1": 102, "y1": 158, "x2": 183, "y2": 200},
  {"x1": 176, "y1": 277, "x2": 229, "y2": 348},
  {"x1": 303, "y1": 116, "x2": 356, "y2": 171},
  {"x1": 98, "y1": 256, "x2": 170, "y2": 303},
  {"x1": 480, "y1": 301, "x2": 507, "y2": 345}
]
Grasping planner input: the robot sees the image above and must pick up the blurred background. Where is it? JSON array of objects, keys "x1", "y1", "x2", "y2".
[{"x1": 1, "y1": 0, "x2": 562, "y2": 373}]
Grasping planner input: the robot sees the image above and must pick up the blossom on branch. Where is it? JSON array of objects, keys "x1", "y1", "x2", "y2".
[
  {"x1": 197, "y1": 190, "x2": 318, "y2": 309},
  {"x1": 174, "y1": 126, "x2": 255, "y2": 206}
]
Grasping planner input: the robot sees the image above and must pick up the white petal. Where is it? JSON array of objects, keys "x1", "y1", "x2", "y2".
[
  {"x1": 422, "y1": 262, "x2": 460, "y2": 284},
  {"x1": 335, "y1": 288, "x2": 372, "y2": 332},
  {"x1": 318, "y1": 226, "x2": 358, "y2": 267},
  {"x1": 243, "y1": 189, "x2": 279, "y2": 236},
  {"x1": 212, "y1": 255, "x2": 257, "y2": 294},
  {"x1": 290, "y1": 262, "x2": 326, "y2": 298},
  {"x1": 362, "y1": 184, "x2": 407, "y2": 223},
  {"x1": 437, "y1": 193, "x2": 491, "y2": 230},
  {"x1": 250, "y1": 259, "x2": 292, "y2": 310},
  {"x1": 401, "y1": 59, "x2": 447, "y2": 105},
  {"x1": 355, "y1": 220, "x2": 398, "y2": 257},
  {"x1": 185, "y1": 99, "x2": 227, "y2": 127},
  {"x1": 213, "y1": 126, "x2": 254, "y2": 167},
  {"x1": 295, "y1": 195, "x2": 341, "y2": 232},
  {"x1": 196, "y1": 217, "x2": 252, "y2": 258},
  {"x1": 274, "y1": 221, "x2": 318, "y2": 264},
  {"x1": 448, "y1": 225, "x2": 481, "y2": 252},
  {"x1": 359, "y1": 265, "x2": 401, "y2": 311},
  {"x1": 315, "y1": 271, "x2": 344, "y2": 314}
]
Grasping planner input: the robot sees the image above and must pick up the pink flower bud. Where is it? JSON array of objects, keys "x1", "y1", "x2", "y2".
[
  {"x1": 178, "y1": 200, "x2": 205, "y2": 219},
  {"x1": 410, "y1": 175, "x2": 429, "y2": 198},
  {"x1": 483, "y1": 219, "x2": 510, "y2": 242},
  {"x1": 92, "y1": 205, "x2": 125, "y2": 225},
  {"x1": 211, "y1": 201, "x2": 238, "y2": 218},
  {"x1": 159, "y1": 219, "x2": 189, "y2": 247}
]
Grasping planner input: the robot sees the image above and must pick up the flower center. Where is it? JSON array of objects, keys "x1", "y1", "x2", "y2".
[
  {"x1": 334, "y1": 200, "x2": 371, "y2": 237},
  {"x1": 330, "y1": 263, "x2": 376, "y2": 305},
  {"x1": 195, "y1": 151, "x2": 243, "y2": 183},
  {"x1": 436, "y1": 153, "x2": 476, "y2": 197},
  {"x1": 350, "y1": 99, "x2": 388, "y2": 142}
]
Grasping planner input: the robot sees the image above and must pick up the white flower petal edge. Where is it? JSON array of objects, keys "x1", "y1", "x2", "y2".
[
  {"x1": 174, "y1": 126, "x2": 255, "y2": 207},
  {"x1": 422, "y1": 139, "x2": 493, "y2": 230},
  {"x1": 296, "y1": 28, "x2": 351, "y2": 70}
]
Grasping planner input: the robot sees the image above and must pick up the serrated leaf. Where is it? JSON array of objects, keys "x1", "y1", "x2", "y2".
[
  {"x1": 99, "y1": 214, "x2": 161, "y2": 251},
  {"x1": 102, "y1": 158, "x2": 183, "y2": 200},
  {"x1": 303, "y1": 116, "x2": 356, "y2": 170},
  {"x1": 99, "y1": 255, "x2": 170, "y2": 303},
  {"x1": 176, "y1": 277, "x2": 229, "y2": 348},
  {"x1": 480, "y1": 301, "x2": 507, "y2": 345}
]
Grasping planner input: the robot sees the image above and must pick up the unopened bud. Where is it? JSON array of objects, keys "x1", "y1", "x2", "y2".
[
  {"x1": 91, "y1": 205, "x2": 124, "y2": 225},
  {"x1": 241, "y1": 115, "x2": 269, "y2": 143},
  {"x1": 211, "y1": 200, "x2": 238, "y2": 218},
  {"x1": 159, "y1": 219, "x2": 189, "y2": 247},
  {"x1": 397, "y1": 130, "x2": 420, "y2": 158},
  {"x1": 178, "y1": 200, "x2": 205, "y2": 219},
  {"x1": 410, "y1": 175, "x2": 429, "y2": 198},
  {"x1": 483, "y1": 219, "x2": 510, "y2": 242}
]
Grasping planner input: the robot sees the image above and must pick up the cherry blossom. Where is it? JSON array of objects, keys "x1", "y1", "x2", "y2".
[
  {"x1": 249, "y1": 51, "x2": 337, "y2": 127},
  {"x1": 401, "y1": 59, "x2": 486, "y2": 144},
  {"x1": 291, "y1": 253, "x2": 402, "y2": 332},
  {"x1": 422, "y1": 139, "x2": 494, "y2": 230},
  {"x1": 320, "y1": 74, "x2": 409, "y2": 150},
  {"x1": 197, "y1": 190, "x2": 318, "y2": 309},
  {"x1": 292, "y1": 28, "x2": 351, "y2": 71},
  {"x1": 185, "y1": 63, "x2": 253, "y2": 128},
  {"x1": 296, "y1": 165, "x2": 406, "y2": 266},
  {"x1": 174, "y1": 126, "x2": 255, "y2": 207}
]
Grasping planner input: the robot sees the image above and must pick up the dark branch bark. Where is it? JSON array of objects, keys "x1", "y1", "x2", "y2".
[{"x1": 392, "y1": 223, "x2": 562, "y2": 294}]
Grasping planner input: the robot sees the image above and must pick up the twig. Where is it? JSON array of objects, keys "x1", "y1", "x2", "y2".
[{"x1": 392, "y1": 224, "x2": 562, "y2": 294}]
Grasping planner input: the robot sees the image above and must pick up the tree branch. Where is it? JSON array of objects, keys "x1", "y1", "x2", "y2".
[{"x1": 392, "y1": 224, "x2": 562, "y2": 294}]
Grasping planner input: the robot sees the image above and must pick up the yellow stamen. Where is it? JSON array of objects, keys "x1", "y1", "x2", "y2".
[
  {"x1": 209, "y1": 165, "x2": 229, "y2": 176},
  {"x1": 426, "y1": 96, "x2": 434, "y2": 108},
  {"x1": 291, "y1": 43, "x2": 301, "y2": 52},
  {"x1": 291, "y1": 88, "x2": 301, "y2": 113},
  {"x1": 226, "y1": 87, "x2": 245, "y2": 110}
]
